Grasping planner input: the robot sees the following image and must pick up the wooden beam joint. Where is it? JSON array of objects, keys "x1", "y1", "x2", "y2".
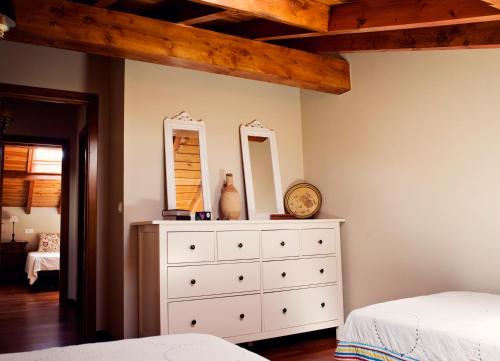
[
  {"x1": 190, "y1": 0, "x2": 329, "y2": 31},
  {"x1": 26, "y1": 180, "x2": 34, "y2": 215}
]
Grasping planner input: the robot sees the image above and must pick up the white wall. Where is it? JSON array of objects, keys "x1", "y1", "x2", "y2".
[
  {"x1": 301, "y1": 49, "x2": 500, "y2": 317},
  {"x1": 123, "y1": 60, "x2": 305, "y2": 337},
  {"x1": 0, "y1": 41, "x2": 112, "y2": 330},
  {"x1": 1, "y1": 207, "x2": 60, "y2": 249}
]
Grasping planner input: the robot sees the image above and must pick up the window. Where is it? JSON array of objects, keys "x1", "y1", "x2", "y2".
[{"x1": 30, "y1": 147, "x2": 63, "y2": 174}]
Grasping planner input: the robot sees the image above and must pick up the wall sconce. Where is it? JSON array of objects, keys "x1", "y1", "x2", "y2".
[{"x1": 0, "y1": 0, "x2": 16, "y2": 39}]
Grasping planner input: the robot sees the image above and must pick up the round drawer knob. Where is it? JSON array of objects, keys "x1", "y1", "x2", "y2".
[
  {"x1": 320, "y1": 268, "x2": 325, "y2": 274},
  {"x1": 318, "y1": 239, "x2": 323, "y2": 245},
  {"x1": 321, "y1": 302, "x2": 326, "y2": 308},
  {"x1": 191, "y1": 320, "x2": 197, "y2": 326},
  {"x1": 280, "y1": 241, "x2": 286, "y2": 247},
  {"x1": 281, "y1": 272, "x2": 286, "y2": 278},
  {"x1": 190, "y1": 244, "x2": 196, "y2": 250},
  {"x1": 238, "y1": 243, "x2": 243, "y2": 248},
  {"x1": 238, "y1": 275, "x2": 244, "y2": 281},
  {"x1": 282, "y1": 308, "x2": 287, "y2": 314},
  {"x1": 190, "y1": 279, "x2": 196, "y2": 285},
  {"x1": 240, "y1": 313, "x2": 245, "y2": 320}
]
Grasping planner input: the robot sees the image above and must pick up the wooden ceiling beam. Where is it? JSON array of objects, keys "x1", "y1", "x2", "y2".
[
  {"x1": 312, "y1": 0, "x2": 348, "y2": 5},
  {"x1": 7, "y1": 0, "x2": 350, "y2": 94},
  {"x1": 262, "y1": 0, "x2": 500, "y2": 41},
  {"x1": 482, "y1": 1, "x2": 500, "y2": 10},
  {"x1": 179, "y1": 10, "x2": 253, "y2": 26},
  {"x1": 329, "y1": 0, "x2": 500, "y2": 34},
  {"x1": 3, "y1": 170, "x2": 62, "y2": 181},
  {"x1": 189, "y1": 0, "x2": 330, "y2": 31},
  {"x1": 26, "y1": 180, "x2": 34, "y2": 214},
  {"x1": 201, "y1": 19, "x2": 313, "y2": 40},
  {"x1": 94, "y1": 0, "x2": 119, "y2": 7},
  {"x1": 277, "y1": 21, "x2": 500, "y2": 53}
]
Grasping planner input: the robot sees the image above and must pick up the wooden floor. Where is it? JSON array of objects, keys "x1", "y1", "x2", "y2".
[
  {"x1": 0, "y1": 283, "x2": 81, "y2": 354},
  {"x1": 246, "y1": 329, "x2": 338, "y2": 361},
  {"x1": 0, "y1": 283, "x2": 336, "y2": 360}
]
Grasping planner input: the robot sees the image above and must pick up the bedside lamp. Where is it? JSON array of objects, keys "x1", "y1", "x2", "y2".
[{"x1": 9, "y1": 216, "x2": 19, "y2": 242}]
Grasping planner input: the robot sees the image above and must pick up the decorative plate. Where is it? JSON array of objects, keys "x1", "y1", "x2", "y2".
[{"x1": 284, "y1": 183, "x2": 322, "y2": 219}]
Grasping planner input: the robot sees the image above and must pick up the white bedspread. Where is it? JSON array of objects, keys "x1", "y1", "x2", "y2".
[
  {"x1": 341, "y1": 292, "x2": 500, "y2": 361},
  {"x1": 0, "y1": 334, "x2": 267, "y2": 361},
  {"x1": 25, "y1": 251, "x2": 60, "y2": 285}
]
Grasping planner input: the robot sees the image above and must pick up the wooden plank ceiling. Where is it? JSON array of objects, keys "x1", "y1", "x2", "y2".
[
  {"x1": 2, "y1": 146, "x2": 62, "y2": 214},
  {"x1": 63, "y1": 0, "x2": 500, "y2": 51},
  {"x1": 4, "y1": 0, "x2": 500, "y2": 94}
]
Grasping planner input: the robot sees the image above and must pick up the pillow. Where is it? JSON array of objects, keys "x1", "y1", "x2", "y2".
[{"x1": 37, "y1": 233, "x2": 60, "y2": 252}]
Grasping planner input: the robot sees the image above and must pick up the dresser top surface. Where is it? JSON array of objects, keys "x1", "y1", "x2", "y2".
[{"x1": 132, "y1": 219, "x2": 345, "y2": 226}]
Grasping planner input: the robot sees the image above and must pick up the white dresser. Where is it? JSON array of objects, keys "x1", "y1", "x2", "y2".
[{"x1": 135, "y1": 219, "x2": 345, "y2": 343}]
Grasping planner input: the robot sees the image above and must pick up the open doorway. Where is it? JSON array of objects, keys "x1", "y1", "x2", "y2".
[
  {"x1": 0, "y1": 84, "x2": 98, "y2": 352},
  {"x1": 0, "y1": 141, "x2": 75, "y2": 352},
  {"x1": 2, "y1": 143, "x2": 65, "y2": 291}
]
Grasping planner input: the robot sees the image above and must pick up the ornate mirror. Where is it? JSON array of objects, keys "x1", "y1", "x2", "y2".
[
  {"x1": 240, "y1": 120, "x2": 284, "y2": 220},
  {"x1": 164, "y1": 112, "x2": 211, "y2": 215}
]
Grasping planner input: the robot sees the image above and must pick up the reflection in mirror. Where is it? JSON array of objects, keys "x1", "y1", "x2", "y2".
[
  {"x1": 248, "y1": 136, "x2": 276, "y2": 214},
  {"x1": 164, "y1": 111, "x2": 211, "y2": 215},
  {"x1": 172, "y1": 129, "x2": 203, "y2": 212},
  {"x1": 240, "y1": 120, "x2": 283, "y2": 220}
]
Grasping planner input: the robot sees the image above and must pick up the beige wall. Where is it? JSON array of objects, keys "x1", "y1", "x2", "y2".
[
  {"x1": 301, "y1": 49, "x2": 500, "y2": 317},
  {"x1": 1, "y1": 207, "x2": 60, "y2": 249},
  {"x1": 0, "y1": 41, "x2": 112, "y2": 331},
  {"x1": 123, "y1": 60, "x2": 304, "y2": 337}
]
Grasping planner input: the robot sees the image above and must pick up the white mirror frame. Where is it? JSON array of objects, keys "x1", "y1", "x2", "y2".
[
  {"x1": 164, "y1": 111, "x2": 212, "y2": 216},
  {"x1": 240, "y1": 120, "x2": 284, "y2": 220}
]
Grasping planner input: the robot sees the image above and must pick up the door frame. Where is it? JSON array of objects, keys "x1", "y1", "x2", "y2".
[{"x1": 0, "y1": 83, "x2": 98, "y2": 341}]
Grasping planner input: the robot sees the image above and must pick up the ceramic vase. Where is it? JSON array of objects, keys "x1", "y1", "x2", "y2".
[{"x1": 220, "y1": 173, "x2": 241, "y2": 220}]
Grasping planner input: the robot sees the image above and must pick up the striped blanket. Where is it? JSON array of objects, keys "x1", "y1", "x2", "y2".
[
  {"x1": 335, "y1": 341, "x2": 419, "y2": 361},
  {"x1": 334, "y1": 292, "x2": 500, "y2": 361}
]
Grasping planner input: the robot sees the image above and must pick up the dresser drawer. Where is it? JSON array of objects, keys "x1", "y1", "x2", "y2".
[
  {"x1": 262, "y1": 230, "x2": 300, "y2": 259},
  {"x1": 217, "y1": 231, "x2": 259, "y2": 261},
  {"x1": 167, "y1": 232, "x2": 215, "y2": 263},
  {"x1": 168, "y1": 294, "x2": 261, "y2": 338},
  {"x1": 263, "y1": 285, "x2": 339, "y2": 331},
  {"x1": 302, "y1": 228, "x2": 336, "y2": 256},
  {"x1": 168, "y1": 262, "x2": 260, "y2": 298},
  {"x1": 263, "y1": 257, "x2": 337, "y2": 290}
]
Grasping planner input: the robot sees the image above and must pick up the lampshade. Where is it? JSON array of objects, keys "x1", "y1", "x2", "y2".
[
  {"x1": 8, "y1": 216, "x2": 19, "y2": 223},
  {"x1": 0, "y1": 0, "x2": 16, "y2": 39}
]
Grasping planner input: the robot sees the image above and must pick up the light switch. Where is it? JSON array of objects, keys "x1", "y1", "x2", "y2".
[{"x1": 25, "y1": 228, "x2": 34, "y2": 234}]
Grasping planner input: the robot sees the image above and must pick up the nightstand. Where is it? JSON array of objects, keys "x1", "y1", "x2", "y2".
[{"x1": 0, "y1": 241, "x2": 28, "y2": 283}]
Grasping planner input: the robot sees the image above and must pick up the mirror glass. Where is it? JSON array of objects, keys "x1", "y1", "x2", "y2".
[
  {"x1": 248, "y1": 136, "x2": 277, "y2": 214},
  {"x1": 172, "y1": 129, "x2": 204, "y2": 212}
]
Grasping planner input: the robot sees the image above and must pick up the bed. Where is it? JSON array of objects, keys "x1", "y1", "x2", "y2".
[
  {"x1": 336, "y1": 292, "x2": 500, "y2": 361},
  {"x1": 0, "y1": 333, "x2": 267, "y2": 361},
  {"x1": 25, "y1": 251, "x2": 60, "y2": 285}
]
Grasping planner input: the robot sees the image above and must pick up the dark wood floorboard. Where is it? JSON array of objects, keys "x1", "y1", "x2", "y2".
[
  {"x1": 245, "y1": 329, "x2": 338, "y2": 361},
  {"x1": 0, "y1": 283, "x2": 81, "y2": 354},
  {"x1": 0, "y1": 284, "x2": 336, "y2": 360}
]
